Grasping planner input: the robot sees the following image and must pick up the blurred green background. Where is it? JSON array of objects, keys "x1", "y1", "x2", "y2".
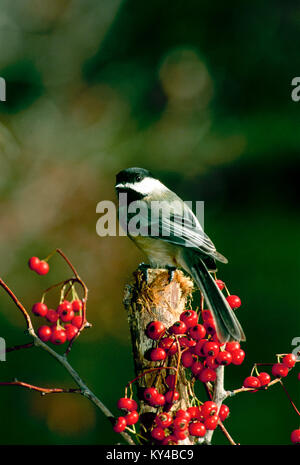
[{"x1": 0, "y1": 0, "x2": 299, "y2": 445}]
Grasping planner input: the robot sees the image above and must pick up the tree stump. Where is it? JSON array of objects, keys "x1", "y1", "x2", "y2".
[{"x1": 123, "y1": 268, "x2": 195, "y2": 443}]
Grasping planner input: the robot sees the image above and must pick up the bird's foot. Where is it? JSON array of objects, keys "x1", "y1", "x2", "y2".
[
  {"x1": 165, "y1": 265, "x2": 177, "y2": 283},
  {"x1": 138, "y1": 263, "x2": 151, "y2": 284}
]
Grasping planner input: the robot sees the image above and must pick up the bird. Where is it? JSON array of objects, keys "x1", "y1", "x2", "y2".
[{"x1": 115, "y1": 167, "x2": 245, "y2": 343}]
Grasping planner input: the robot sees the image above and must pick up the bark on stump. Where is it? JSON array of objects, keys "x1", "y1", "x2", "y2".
[{"x1": 123, "y1": 268, "x2": 195, "y2": 444}]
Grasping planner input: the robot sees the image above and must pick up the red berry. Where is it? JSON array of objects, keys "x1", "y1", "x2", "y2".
[
  {"x1": 155, "y1": 412, "x2": 173, "y2": 428},
  {"x1": 188, "y1": 324, "x2": 206, "y2": 340},
  {"x1": 225, "y1": 341, "x2": 240, "y2": 353},
  {"x1": 192, "y1": 339, "x2": 206, "y2": 356},
  {"x1": 150, "y1": 348, "x2": 167, "y2": 361},
  {"x1": 64, "y1": 324, "x2": 79, "y2": 340},
  {"x1": 158, "y1": 337, "x2": 177, "y2": 355},
  {"x1": 202, "y1": 309, "x2": 212, "y2": 321},
  {"x1": 205, "y1": 356, "x2": 219, "y2": 370},
  {"x1": 72, "y1": 315, "x2": 83, "y2": 329},
  {"x1": 258, "y1": 372, "x2": 271, "y2": 386},
  {"x1": 46, "y1": 309, "x2": 59, "y2": 323},
  {"x1": 191, "y1": 361, "x2": 204, "y2": 377},
  {"x1": 28, "y1": 256, "x2": 40, "y2": 271},
  {"x1": 189, "y1": 421, "x2": 206, "y2": 437},
  {"x1": 162, "y1": 435, "x2": 178, "y2": 445},
  {"x1": 113, "y1": 416, "x2": 127, "y2": 433},
  {"x1": 176, "y1": 409, "x2": 191, "y2": 422},
  {"x1": 180, "y1": 310, "x2": 198, "y2": 328},
  {"x1": 187, "y1": 406, "x2": 199, "y2": 419},
  {"x1": 57, "y1": 301, "x2": 74, "y2": 322},
  {"x1": 215, "y1": 279, "x2": 225, "y2": 290},
  {"x1": 243, "y1": 376, "x2": 261, "y2": 388},
  {"x1": 143, "y1": 387, "x2": 159, "y2": 403},
  {"x1": 231, "y1": 348, "x2": 245, "y2": 365},
  {"x1": 37, "y1": 325, "x2": 52, "y2": 342},
  {"x1": 36, "y1": 261, "x2": 49, "y2": 275},
  {"x1": 291, "y1": 429, "x2": 300, "y2": 444},
  {"x1": 151, "y1": 426, "x2": 166, "y2": 441},
  {"x1": 201, "y1": 401, "x2": 218, "y2": 418},
  {"x1": 124, "y1": 410, "x2": 139, "y2": 425},
  {"x1": 174, "y1": 429, "x2": 189, "y2": 441},
  {"x1": 179, "y1": 336, "x2": 196, "y2": 348},
  {"x1": 203, "y1": 318, "x2": 216, "y2": 335},
  {"x1": 216, "y1": 350, "x2": 232, "y2": 366},
  {"x1": 282, "y1": 353, "x2": 297, "y2": 368},
  {"x1": 117, "y1": 397, "x2": 137, "y2": 411},
  {"x1": 72, "y1": 299, "x2": 83, "y2": 312},
  {"x1": 219, "y1": 404, "x2": 230, "y2": 422},
  {"x1": 165, "y1": 390, "x2": 179, "y2": 404},
  {"x1": 165, "y1": 374, "x2": 176, "y2": 389},
  {"x1": 226, "y1": 295, "x2": 241, "y2": 309},
  {"x1": 152, "y1": 393, "x2": 165, "y2": 406},
  {"x1": 32, "y1": 302, "x2": 48, "y2": 317},
  {"x1": 173, "y1": 417, "x2": 188, "y2": 431},
  {"x1": 181, "y1": 350, "x2": 195, "y2": 368},
  {"x1": 204, "y1": 414, "x2": 219, "y2": 430},
  {"x1": 50, "y1": 327, "x2": 67, "y2": 345},
  {"x1": 199, "y1": 368, "x2": 217, "y2": 383},
  {"x1": 170, "y1": 321, "x2": 187, "y2": 335},
  {"x1": 146, "y1": 321, "x2": 166, "y2": 340},
  {"x1": 272, "y1": 363, "x2": 289, "y2": 378},
  {"x1": 203, "y1": 341, "x2": 220, "y2": 358}
]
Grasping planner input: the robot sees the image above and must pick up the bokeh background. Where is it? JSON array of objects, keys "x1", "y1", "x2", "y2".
[{"x1": 0, "y1": 0, "x2": 299, "y2": 445}]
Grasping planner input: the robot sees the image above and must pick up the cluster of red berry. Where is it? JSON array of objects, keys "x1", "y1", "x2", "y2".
[
  {"x1": 242, "y1": 353, "x2": 298, "y2": 389},
  {"x1": 28, "y1": 256, "x2": 50, "y2": 275},
  {"x1": 113, "y1": 398, "x2": 139, "y2": 433},
  {"x1": 33, "y1": 300, "x2": 83, "y2": 345}
]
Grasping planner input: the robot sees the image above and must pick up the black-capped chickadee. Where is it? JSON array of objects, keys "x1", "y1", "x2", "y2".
[{"x1": 115, "y1": 167, "x2": 245, "y2": 343}]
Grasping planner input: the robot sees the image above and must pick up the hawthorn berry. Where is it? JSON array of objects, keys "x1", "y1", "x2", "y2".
[
  {"x1": 216, "y1": 350, "x2": 232, "y2": 366},
  {"x1": 151, "y1": 426, "x2": 165, "y2": 441},
  {"x1": 173, "y1": 429, "x2": 189, "y2": 441},
  {"x1": 117, "y1": 397, "x2": 138, "y2": 412},
  {"x1": 170, "y1": 321, "x2": 187, "y2": 335},
  {"x1": 191, "y1": 361, "x2": 204, "y2": 377},
  {"x1": 219, "y1": 404, "x2": 230, "y2": 422},
  {"x1": 272, "y1": 363, "x2": 289, "y2": 378},
  {"x1": 124, "y1": 410, "x2": 139, "y2": 425},
  {"x1": 189, "y1": 422, "x2": 206, "y2": 437},
  {"x1": 201, "y1": 401, "x2": 218, "y2": 418},
  {"x1": 203, "y1": 318, "x2": 216, "y2": 335},
  {"x1": 282, "y1": 353, "x2": 297, "y2": 369},
  {"x1": 28, "y1": 256, "x2": 40, "y2": 271},
  {"x1": 32, "y1": 302, "x2": 48, "y2": 317},
  {"x1": 243, "y1": 376, "x2": 261, "y2": 388},
  {"x1": 225, "y1": 341, "x2": 240, "y2": 353},
  {"x1": 202, "y1": 309, "x2": 212, "y2": 321},
  {"x1": 188, "y1": 324, "x2": 206, "y2": 340},
  {"x1": 187, "y1": 406, "x2": 199, "y2": 419},
  {"x1": 231, "y1": 348, "x2": 245, "y2": 365},
  {"x1": 179, "y1": 337, "x2": 196, "y2": 348},
  {"x1": 113, "y1": 416, "x2": 127, "y2": 433},
  {"x1": 165, "y1": 390, "x2": 179, "y2": 404},
  {"x1": 192, "y1": 339, "x2": 206, "y2": 356},
  {"x1": 36, "y1": 261, "x2": 50, "y2": 275},
  {"x1": 203, "y1": 341, "x2": 220, "y2": 358},
  {"x1": 57, "y1": 301, "x2": 74, "y2": 322},
  {"x1": 205, "y1": 356, "x2": 219, "y2": 370},
  {"x1": 50, "y1": 327, "x2": 67, "y2": 345},
  {"x1": 64, "y1": 324, "x2": 79, "y2": 340},
  {"x1": 215, "y1": 279, "x2": 225, "y2": 290},
  {"x1": 162, "y1": 435, "x2": 178, "y2": 445},
  {"x1": 165, "y1": 374, "x2": 176, "y2": 389},
  {"x1": 146, "y1": 321, "x2": 165, "y2": 340},
  {"x1": 155, "y1": 412, "x2": 173, "y2": 428},
  {"x1": 72, "y1": 299, "x2": 83, "y2": 312},
  {"x1": 258, "y1": 372, "x2": 271, "y2": 386},
  {"x1": 198, "y1": 368, "x2": 217, "y2": 383},
  {"x1": 150, "y1": 348, "x2": 167, "y2": 361},
  {"x1": 46, "y1": 309, "x2": 59, "y2": 323},
  {"x1": 173, "y1": 417, "x2": 189, "y2": 431},
  {"x1": 291, "y1": 429, "x2": 300, "y2": 444},
  {"x1": 181, "y1": 350, "x2": 195, "y2": 368},
  {"x1": 180, "y1": 310, "x2": 198, "y2": 328},
  {"x1": 37, "y1": 325, "x2": 52, "y2": 342},
  {"x1": 143, "y1": 387, "x2": 159, "y2": 403},
  {"x1": 204, "y1": 414, "x2": 219, "y2": 430},
  {"x1": 176, "y1": 409, "x2": 191, "y2": 422},
  {"x1": 158, "y1": 337, "x2": 177, "y2": 355},
  {"x1": 152, "y1": 393, "x2": 165, "y2": 406},
  {"x1": 226, "y1": 295, "x2": 241, "y2": 309},
  {"x1": 72, "y1": 315, "x2": 83, "y2": 329}
]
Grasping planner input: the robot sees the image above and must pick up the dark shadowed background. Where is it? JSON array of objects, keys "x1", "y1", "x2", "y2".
[{"x1": 0, "y1": 0, "x2": 299, "y2": 445}]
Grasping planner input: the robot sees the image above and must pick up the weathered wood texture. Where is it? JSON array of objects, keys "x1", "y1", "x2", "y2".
[{"x1": 123, "y1": 268, "x2": 195, "y2": 443}]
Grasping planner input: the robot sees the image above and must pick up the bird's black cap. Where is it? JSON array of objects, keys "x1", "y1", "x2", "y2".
[{"x1": 116, "y1": 167, "x2": 153, "y2": 186}]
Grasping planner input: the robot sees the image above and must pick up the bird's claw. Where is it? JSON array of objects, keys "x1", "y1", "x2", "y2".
[{"x1": 138, "y1": 263, "x2": 151, "y2": 283}]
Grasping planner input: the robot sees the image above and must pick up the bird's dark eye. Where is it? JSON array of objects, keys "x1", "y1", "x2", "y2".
[{"x1": 136, "y1": 175, "x2": 142, "y2": 182}]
